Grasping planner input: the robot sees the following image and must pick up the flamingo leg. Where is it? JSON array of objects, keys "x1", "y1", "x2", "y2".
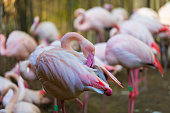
[
  {"x1": 135, "y1": 69, "x2": 139, "y2": 96},
  {"x1": 101, "y1": 95, "x2": 106, "y2": 113},
  {"x1": 61, "y1": 100, "x2": 66, "y2": 113},
  {"x1": 54, "y1": 98, "x2": 58, "y2": 113},
  {"x1": 84, "y1": 91, "x2": 88, "y2": 113},
  {"x1": 96, "y1": 32, "x2": 100, "y2": 43},
  {"x1": 100, "y1": 32, "x2": 105, "y2": 42},
  {"x1": 130, "y1": 70, "x2": 136, "y2": 113},
  {"x1": 127, "y1": 69, "x2": 132, "y2": 113},
  {"x1": 75, "y1": 98, "x2": 83, "y2": 113}
]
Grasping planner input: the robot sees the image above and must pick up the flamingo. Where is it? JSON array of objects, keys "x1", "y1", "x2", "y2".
[
  {"x1": 94, "y1": 42, "x2": 123, "y2": 73},
  {"x1": 103, "y1": 3, "x2": 113, "y2": 11},
  {"x1": 158, "y1": 2, "x2": 170, "y2": 72},
  {"x1": 0, "y1": 30, "x2": 37, "y2": 60},
  {"x1": 110, "y1": 20, "x2": 161, "y2": 57},
  {"x1": 4, "y1": 73, "x2": 50, "y2": 105},
  {"x1": 74, "y1": 7, "x2": 115, "y2": 43},
  {"x1": 0, "y1": 76, "x2": 41, "y2": 113},
  {"x1": 29, "y1": 32, "x2": 123, "y2": 113},
  {"x1": 105, "y1": 34, "x2": 163, "y2": 113},
  {"x1": 30, "y1": 16, "x2": 61, "y2": 44}
]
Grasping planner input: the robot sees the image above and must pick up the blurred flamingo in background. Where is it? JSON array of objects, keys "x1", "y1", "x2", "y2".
[
  {"x1": 29, "y1": 32, "x2": 123, "y2": 113},
  {"x1": 30, "y1": 16, "x2": 61, "y2": 44},
  {"x1": 4, "y1": 73, "x2": 49, "y2": 105},
  {"x1": 105, "y1": 34, "x2": 163, "y2": 113},
  {"x1": 0, "y1": 76, "x2": 41, "y2": 113},
  {"x1": 74, "y1": 7, "x2": 115, "y2": 43},
  {"x1": 158, "y1": 2, "x2": 170, "y2": 72},
  {"x1": 0, "y1": 30, "x2": 37, "y2": 60}
]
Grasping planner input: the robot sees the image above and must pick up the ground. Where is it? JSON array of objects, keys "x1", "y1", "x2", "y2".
[{"x1": 29, "y1": 68, "x2": 170, "y2": 113}]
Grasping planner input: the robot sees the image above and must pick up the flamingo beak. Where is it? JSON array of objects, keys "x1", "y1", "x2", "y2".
[
  {"x1": 40, "y1": 90, "x2": 46, "y2": 95},
  {"x1": 153, "y1": 56, "x2": 164, "y2": 77},
  {"x1": 151, "y1": 42, "x2": 161, "y2": 57},
  {"x1": 86, "y1": 52, "x2": 94, "y2": 68}
]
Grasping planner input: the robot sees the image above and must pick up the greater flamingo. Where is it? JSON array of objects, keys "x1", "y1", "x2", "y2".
[
  {"x1": 110, "y1": 20, "x2": 161, "y2": 57},
  {"x1": 30, "y1": 16, "x2": 61, "y2": 44},
  {"x1": 105, "y1": 34, "x2": 163, "y2": 113},
  {"x1": 29, "y1": 32, "x2": 123, "y2": 113},
  {"x1": 74, "y1": 7, "x2": 115, "y2": 43},
  {"x1": 0, "y1": 30, "x2": 37, "y2": 60}
]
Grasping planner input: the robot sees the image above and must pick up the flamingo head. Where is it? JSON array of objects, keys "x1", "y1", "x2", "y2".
[
  {"x1": 104, "y1": 88, "x2": 112, "y2": 96},
  {"x1": 74, "y1": 8, "x2": 85, "y2": 18},
  {"x1": 104, "y1": 3, "x2": 113, "y2": 11}
]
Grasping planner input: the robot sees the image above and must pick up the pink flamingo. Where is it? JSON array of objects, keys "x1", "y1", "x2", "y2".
[
  {"x1": 0, "y1": 30, "x2": 37, "y2": 60},
  {"x1": 105, "y1": 34, "x2": 163, "y2": 113},
  {"x1": 111, "y1": 20, "x2": 161, "y2": 57},
  {"x1": 158, "y1": 2, "x2": 170, "y2": 72},
  {"x1": 74, "y1": 7, "x2": 115, "y2": 43},
  {"x1": 30, "y1": 16, "x2": 61, "y2": 44},
  {"x1": 29, "y1": 32, "x2": 123, "y2": 113}
]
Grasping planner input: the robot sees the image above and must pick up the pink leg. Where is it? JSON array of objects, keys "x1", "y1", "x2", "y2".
[
  {"x1": 135, "y1": 69, "x2": 139, "y2": 96},
  {"x1": 101, "y1": 95, "x2": 106, "y2": 113},
  {"x1": 100, "y1": 32, "x2": 105, "y2": 42},
  {"x1": 54, "y1": 98, "x2": 58, "y2": 113},
  {"x1": 61, "y1": 100, "x2": 66, "y2": 113},
  {"x1": 84, "y1": 91, "x2": 88, "y2": 113},
  {"x1": 127, "y1": 70, "x2": 132, "y2": 113},
  {"x1": 75, "y1": 98, "x2": 83, "y2": 113},
  {"x1": 130, "y1": 70, "x2": 136, "y2": 113}
]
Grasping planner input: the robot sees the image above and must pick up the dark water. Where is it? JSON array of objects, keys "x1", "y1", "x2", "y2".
[{"x1": 28, "y1": 68, "x2": 170, "y2": 113}]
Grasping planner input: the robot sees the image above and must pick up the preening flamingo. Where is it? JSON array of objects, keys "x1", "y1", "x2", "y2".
[
  {"x1": 105, "y1": 34, "x2": 163, "y2": 113},
  {"x1": 30, "y1": 16, "x2": 61, "y2": 44},
  {"x1": 29, "y1": 32, "x2": 123, "y2": 113},
  {"x1": 111, "y1": 20, "x2": 161, "y2": 57},
  {"x1": 0, "y1": 30, "x2": 37, "y2": 60},
  {"x1": 74, "y1": 7, "x2": 115, "y2": 43}
]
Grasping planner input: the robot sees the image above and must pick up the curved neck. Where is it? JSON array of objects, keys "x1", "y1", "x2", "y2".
[
  {"x1": 61, "y1": 32, "x2": 94, "y2": 57},
  {"x1": 30, "y1": 21, "x2": 39, "y2": 34},
  {"x1": 1, "y1": 85, "x2": 19, "y2": 113},
  {"x1": 0, "y1": 34, "x2": 7, "y2": 56},
  {"x1": 74, "y1": 14, "x2": 91, "y2": 31}
]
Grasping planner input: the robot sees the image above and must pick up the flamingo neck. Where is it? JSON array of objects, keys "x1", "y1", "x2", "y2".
[
  {"x1": 0, "y1": 35, "x2": 7, "y2": 56},
  {"x1": 3, "y1": 85, "x2": 19, "y2": 113}
]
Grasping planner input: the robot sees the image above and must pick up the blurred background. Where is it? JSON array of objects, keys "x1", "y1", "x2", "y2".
[{"x1": 0, "y1": 0, "x2": 170, "y2": 113}]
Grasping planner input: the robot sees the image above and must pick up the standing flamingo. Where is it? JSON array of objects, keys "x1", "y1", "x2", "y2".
[
  {"x1": 29, "y1": 32, "x2": 123, "y2": 113},
  {"x1": 111, "y1": 20, "x2": 161, "y2": 57},
  {"x1": 30, "y1": 16, "x2": 61, "y2": 44},
  {"x1": 105, "y1": 34, "x2": 163, "y2": 113},
  {"x1": 158, "y1": 2, "x2": 170, "y2": 72},
  {"x1": 74, "y1": 7, "x2": 115, "y2": 43}
]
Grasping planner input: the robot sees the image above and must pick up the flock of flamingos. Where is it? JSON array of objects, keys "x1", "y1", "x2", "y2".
[{"x1": 0, "y1": 2, "x2": 170, "y2": 113}]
